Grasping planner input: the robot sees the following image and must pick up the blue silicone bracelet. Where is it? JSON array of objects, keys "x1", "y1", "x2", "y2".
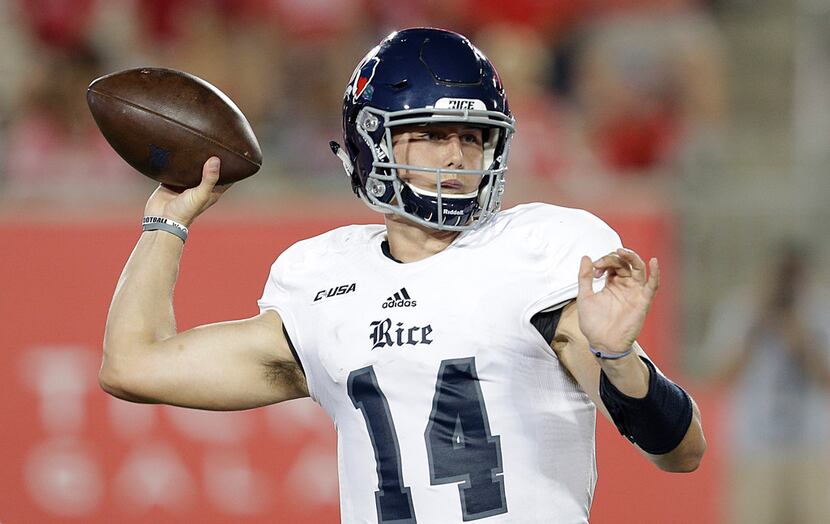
[{"x1": 589, "y1": 346, "x2": 634, "y2": 360}]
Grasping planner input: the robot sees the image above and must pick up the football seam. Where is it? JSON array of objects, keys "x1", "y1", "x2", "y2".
[{"x1": 88, "y1": 88, "x2": 262, "y2": 167}]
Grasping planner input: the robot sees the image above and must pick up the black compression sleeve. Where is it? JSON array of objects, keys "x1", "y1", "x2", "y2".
[
  {"x1": 530, "y1": 307, "x2": 564, "y2": 345},
  {"x1": 599, "y1": 356, "x2": 693, "y2": 455}
]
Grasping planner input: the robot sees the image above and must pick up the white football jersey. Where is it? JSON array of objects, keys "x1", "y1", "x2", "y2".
[{"x1": 258, "y1": 203, "x2": 622, "y2": 523}]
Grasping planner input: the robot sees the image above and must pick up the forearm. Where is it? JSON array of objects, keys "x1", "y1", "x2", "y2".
[
  {"x1": 573, "y1": 248, "x2": 705, "y2": 470},
  {"x1": 104, "y1": 230, "x2": 184, "y2": 355},
  {"x1": 100, "y1": 159, "x2": 240, "y2": 400},
  {"x1": 599, "y1": 350, "x2": 705, "y2": 472},
  {"x1": 598, "y1": 342, "x2": 650, "y2": 398}
]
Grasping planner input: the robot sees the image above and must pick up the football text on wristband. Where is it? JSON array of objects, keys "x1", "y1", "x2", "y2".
[
  {"x1": 589, "y1": 345, "x2": 634, "y2": 360},
  {"x1": 142, "y1": 216, "x2": 189, "y2": 243}
]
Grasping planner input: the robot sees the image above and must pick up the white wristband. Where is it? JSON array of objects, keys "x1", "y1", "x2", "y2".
[{"x1": 142, "y1": 216, "x2": 189, "y2": 243}]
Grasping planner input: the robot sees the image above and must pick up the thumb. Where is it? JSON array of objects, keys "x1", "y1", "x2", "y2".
[
  {"x1": 197, "y1": 157, "x2": 221, "y2": 195},
  {"x1": 577, "y1": 256, "x2": 596, "y2": 301}
]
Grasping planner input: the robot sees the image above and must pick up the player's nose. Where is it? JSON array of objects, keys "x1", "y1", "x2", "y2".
[{"x1": 444, "y1": 134, "x2": 465, "y2": 169}]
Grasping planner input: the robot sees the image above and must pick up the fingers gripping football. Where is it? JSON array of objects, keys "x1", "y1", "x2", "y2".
[
  {"x1": 576, "y1": 248, "x2": 660, "y2": 355},
  {"x1": 144, "y1": 157, "x2": 233, "y2": 227}
]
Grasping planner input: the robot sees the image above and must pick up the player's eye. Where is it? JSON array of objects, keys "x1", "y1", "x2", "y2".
[
  {"x1": 421, "y1": 132, "x2": 443, "y2": 141},
  {"x1": 462, "y1": 133, "x2": 483, "y2": 146}
]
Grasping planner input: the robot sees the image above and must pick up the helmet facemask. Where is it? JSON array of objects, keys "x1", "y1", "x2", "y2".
[{"x1": 354, "y1": 106, "x2": 515, "y2": 231}]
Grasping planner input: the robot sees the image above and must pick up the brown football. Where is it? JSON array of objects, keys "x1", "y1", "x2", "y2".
[{"x1": 87, "y1": 67, "x2": 262, "y2": 188}]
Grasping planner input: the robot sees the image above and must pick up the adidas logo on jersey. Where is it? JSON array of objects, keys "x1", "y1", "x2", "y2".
[{"x1": 382, "y1": 287, "x2": 417, "y2": 308}]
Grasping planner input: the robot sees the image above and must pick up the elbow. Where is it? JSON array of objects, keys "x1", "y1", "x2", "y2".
[
  {"x1": 663, "y1": 454, "x2": 703, "y2": 473},
  {"x1": 658, "y1": 401, "x2": 707, "y2": 473},
  {"x1": 98, "y1": 365, "x2": 124, "y2": 397},
  {"x1": 98, "y1": 359, "x2": 132, "y2": 400},
  {"x1": 657, "y1": 437, "x2": 707, "y2": 473},
  {"x1": 98, "y1": 349, "x2": 118, "y2": 393},
  {"x1": 98, "y1": 350, "x2": 150, "y2": 403}
]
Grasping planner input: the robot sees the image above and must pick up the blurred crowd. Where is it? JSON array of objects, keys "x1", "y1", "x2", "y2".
[
  {"x1": 0, "y1": 0, "x2": 726, "y2": 206},
  {"x1": 704, "y1": 239, "x2": 830, "y2": 523},
  {"x1": 5, "y1": 3, "x2": 830, "y2": 523}
]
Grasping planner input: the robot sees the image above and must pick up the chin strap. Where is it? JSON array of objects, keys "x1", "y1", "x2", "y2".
[
  {"x1": 400, "y1": 182, "x2": 478, "y2": 227},
  {"x1": 329, "y1": 141, "x2": 354, "y2": 176}
]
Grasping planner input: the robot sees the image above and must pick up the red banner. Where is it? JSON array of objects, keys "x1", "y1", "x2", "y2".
[{"x1": 0, "y1": 212, "x2": 718, "y2": 523}]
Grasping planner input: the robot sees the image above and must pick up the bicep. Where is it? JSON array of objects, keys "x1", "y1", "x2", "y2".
[{"x1": 105, "y1": 310, "x2": 308, "y2": 410}]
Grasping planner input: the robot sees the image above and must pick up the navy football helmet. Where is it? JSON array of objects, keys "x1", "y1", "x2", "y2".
[{"x1": 333, "y1": 28, "x2": 515, "y2": 230}]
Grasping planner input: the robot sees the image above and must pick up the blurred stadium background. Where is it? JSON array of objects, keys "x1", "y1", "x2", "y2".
[{"x1": 1, "y1": 0, "x2": 829, "y2": 522}]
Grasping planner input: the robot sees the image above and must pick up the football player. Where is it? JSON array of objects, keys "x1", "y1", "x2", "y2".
[{"x1": 100, "y1": 28, "x2": 705, "y2": 523}]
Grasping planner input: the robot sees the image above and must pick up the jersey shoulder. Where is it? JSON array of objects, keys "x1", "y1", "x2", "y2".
[
  {"x1": 478, "y1": 203, "x2": 624, "y2": 311},
  {"x1": 498, "y1": 202, "x2": 614, "y2": 234},
  {"x1": 477, "y1": 202, "x2": 621, "y2": 251},
  {"x1": 266, "y1": 223, "x2": 384, "y2": 284}
]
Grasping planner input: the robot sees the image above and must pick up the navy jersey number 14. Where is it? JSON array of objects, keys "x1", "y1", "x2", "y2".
[{"x1": 348, "y1": 357, "x2": 508, "y2": 523}]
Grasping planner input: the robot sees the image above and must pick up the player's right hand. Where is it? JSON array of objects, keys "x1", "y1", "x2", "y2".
[{"x1": 143, "y1": 157, "x2": 232, "y2": 227}]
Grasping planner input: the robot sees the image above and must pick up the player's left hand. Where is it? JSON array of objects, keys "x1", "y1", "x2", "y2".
[{"x1": 576, "y1": 248, "x2": 660, "y2": 356}]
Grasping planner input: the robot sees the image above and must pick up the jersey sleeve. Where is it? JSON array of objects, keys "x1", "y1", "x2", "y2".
[{"x1": 257, "y1": 243, "x2": 322, "y2": 403}]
